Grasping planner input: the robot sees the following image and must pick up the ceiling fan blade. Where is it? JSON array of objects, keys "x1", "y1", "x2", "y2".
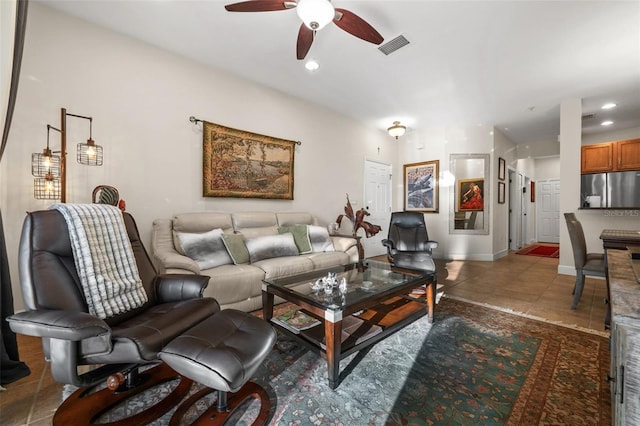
[
  {"x1": 225, "y1": 1, "x2": 292, "y2": 12},
  {"x1": 333, "y1": 8, "x2": 383, "y2": 45},
  {"x1": 296, "y1": 24, "x2": 314, "y2": 60}
]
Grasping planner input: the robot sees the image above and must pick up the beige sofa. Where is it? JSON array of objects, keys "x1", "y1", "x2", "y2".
[{"x1": 151, "y1": 211, "x2": 359, "y2": 312}]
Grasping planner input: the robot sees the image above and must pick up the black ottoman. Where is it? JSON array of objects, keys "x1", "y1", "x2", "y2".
[{"x1": 159, "y1": 309, "x2": 277, "y2": 425}]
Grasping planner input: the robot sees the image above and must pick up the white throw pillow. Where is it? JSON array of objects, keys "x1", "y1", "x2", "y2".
[
  {"x1": 308, "y1": 225, "x2": 335, "y2": 252},
  {"x1": 245, "y1": 233, "x2": 299, "y2": 263},
  {"x1": 175, "y1": 228, "x2": 232, "y2": 270}
]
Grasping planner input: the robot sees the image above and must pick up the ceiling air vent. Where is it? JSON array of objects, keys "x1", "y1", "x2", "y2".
[
  {"x1": 582, "y1": 113, "x2": 596, "y2": 121},
  {"x1": 378, "y1": 35, "x2": 410, "y2": 55}
]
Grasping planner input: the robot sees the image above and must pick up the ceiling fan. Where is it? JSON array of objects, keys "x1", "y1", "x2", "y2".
[{"x1": 224, "y1": 0, "x2": 384, "y2": 60}]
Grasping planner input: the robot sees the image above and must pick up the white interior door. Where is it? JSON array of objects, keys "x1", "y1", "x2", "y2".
[
  {"x1": 364, "y1": 160, "x2": 391, "y2": 220},
  {"x1": 537, "y1": 179, "x2": 560, "y2": 243},
  {"x1": 363, "y1": 160, "x2": 391, "y2": 257}
]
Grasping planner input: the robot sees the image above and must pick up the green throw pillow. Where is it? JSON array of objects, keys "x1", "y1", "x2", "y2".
[
  {"x1": 221, "y1": 233, "x2": 250, "y2": 265},
  {"x1": 278, "y1": 224, "x2": 312, "y2": 254}
]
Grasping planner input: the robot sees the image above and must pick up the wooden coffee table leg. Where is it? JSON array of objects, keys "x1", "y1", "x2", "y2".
[
  {"x1": 324, "y1": 318, "x2": 342, "y2": 390},
  {"x1": 262, "y1": 289, "x2": 274, "y2": 321},
  {"x1": 426, "y1": 278, "x2": 436, "y2": 323}
]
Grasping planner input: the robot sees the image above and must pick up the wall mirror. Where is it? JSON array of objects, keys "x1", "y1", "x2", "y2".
[{"x1": 449, "y1": 154, "x2": 490, "y2": 234}]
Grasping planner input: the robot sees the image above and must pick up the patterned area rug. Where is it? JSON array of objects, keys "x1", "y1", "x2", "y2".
[
  {"x1": 91, "y1": 297, "x2": 610, "y2": 425},
  {"x1": 515, "y1": 244, "x2": 560, "y2": 258}
]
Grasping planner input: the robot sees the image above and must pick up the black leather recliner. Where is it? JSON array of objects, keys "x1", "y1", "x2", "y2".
[
  {"x1": 382, "y1": 211, "x2": 438, "y2": 272},
  {"x1": 8, "y1": 209, "x2": 220, "y2": 424}
]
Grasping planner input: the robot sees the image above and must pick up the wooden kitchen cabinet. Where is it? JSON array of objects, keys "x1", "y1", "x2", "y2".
[
  {"x1": 581, "y1": 138, "x2": 640, "y2": 173},
  {"x1": 582, "y1": 142, "x2": 613, "y2": 173},
  {"x1": 616, "y1": 138, "x2": 640, "y2": 171}
]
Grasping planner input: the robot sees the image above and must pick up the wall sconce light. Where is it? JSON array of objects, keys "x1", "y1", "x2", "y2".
[
  {"x1": 387, "y1": 121, "x2": 406, "y2": 139},
  {"x1": 31, "y1": 108, "x2": 102, "y2": 202}
]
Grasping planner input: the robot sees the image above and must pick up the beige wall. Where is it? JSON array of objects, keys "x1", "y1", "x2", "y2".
[
  {"x1": 1, "y1": 4, "x2": 396, "y2": 310},
  {"x1": 396, "y1": 125, "x2": 510, "y2": 261}
]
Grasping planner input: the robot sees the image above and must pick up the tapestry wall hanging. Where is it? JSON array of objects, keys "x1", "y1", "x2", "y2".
[{"x1": 203, "y1": 121, "x2": 296, "y2": 199}]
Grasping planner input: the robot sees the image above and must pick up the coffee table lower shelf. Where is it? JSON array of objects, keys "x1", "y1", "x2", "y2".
[{"x1": 270, "y1": 296, "x2": 428, "y2": 388}]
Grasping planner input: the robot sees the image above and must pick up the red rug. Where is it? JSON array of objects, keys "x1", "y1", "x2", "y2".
[{"x1": 516, "y1": 244, "x2": 559, "y2": 258}]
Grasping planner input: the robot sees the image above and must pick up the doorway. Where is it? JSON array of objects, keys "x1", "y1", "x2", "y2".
[
  {"x1": 363, "y1": 159, "x2": 391, "y2": 257},
  {"x1": 509, "y1": 170, "x2": 523, "y2": 250},
  {"x1": 536, "y1": 179, "x2": 560, "y2": 243}
]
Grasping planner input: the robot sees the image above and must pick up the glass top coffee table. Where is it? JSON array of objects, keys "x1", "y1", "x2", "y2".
[{"x1": 262, "y1": 259, "x2": 436, "y2": 389}]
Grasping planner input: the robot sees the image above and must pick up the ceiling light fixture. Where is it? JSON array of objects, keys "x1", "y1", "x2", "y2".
[
  {"x1": 296, "y1": 0, "x2": 335, "y2": 30},
  {"x1": 601, "y1": 103, "x2": 617, "y2": 110},
  {"x1": 305, "y1": 59, "x2": 320, "y2": 71},
  {"x1": 601, "y1": 120, "x2": 614, "y2": 126},
  {"x1": 387, "y1": 121, "x2": 406, "y2": 139}
]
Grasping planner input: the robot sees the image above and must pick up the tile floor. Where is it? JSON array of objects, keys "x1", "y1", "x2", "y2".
[{"x1": 0, "y1": 246, "x2": 609, "y2": 425}]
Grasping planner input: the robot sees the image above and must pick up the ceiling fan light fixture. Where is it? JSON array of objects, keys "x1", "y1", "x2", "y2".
[
  {"x1": 387, "y1": 121, "x2": 406, "y2": 139},
  {"x1": 296, "y1": 0, "x2": 335, "y2": 30}
]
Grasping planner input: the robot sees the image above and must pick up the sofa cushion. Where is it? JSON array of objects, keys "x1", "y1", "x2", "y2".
[
  {"x1": 173, "y1": 213, "x2": 234, "y2": 233},
  {"x1": 175, "y1": 228, "x2": 232, "y2": 270},
  {"x1": 278, "y1": 225, "x2": 312, "y2": 254},
  {"x1": 253, "y1": 256, "x2": 314, "y2": 279},
  {"x1": 201, "y1": 264, "x2": 266, "y2": 306},
  {"x1": 305, "y1": 251, "x2": 351, "y2": 269},
  {"x1": 308, "y1": 225, "x2": 335, "y2": 252},
  {"x1": 232, "y1": 212, "x2": 278, "y2": 238},
  {"x1": 277, "y1": 212, "x2": 316, "y2": 226},
  {"x1": 245, "y1": 233, "x2": 299, "y2": 263},
  {"x1": 221, "y1": 233, "x2": 250, "y2": 265}
]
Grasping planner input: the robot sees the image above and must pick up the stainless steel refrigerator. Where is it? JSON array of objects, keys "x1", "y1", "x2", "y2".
[{"x1": 581, "y1": 171, "x2": 640, "y2": 208}]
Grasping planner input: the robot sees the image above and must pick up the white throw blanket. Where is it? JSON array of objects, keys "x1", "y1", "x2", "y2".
[{"x1": 51, "y1": 203, "x2": 148, "y2": 319}]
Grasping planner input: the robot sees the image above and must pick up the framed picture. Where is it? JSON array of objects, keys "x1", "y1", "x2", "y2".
[
  {"x1": 202, "y1": 121, "x2": 296, "y2": 199},
  {"x1": 531, "y1": 181, "x2": 535, "y2": 202},
  {"x1": 457, "y1": 178, "x2": 484, "y2": 211},
  {"x1": 498, "y1": 182, "x2": 505, "y2": 204},
  {"x1": 498, "y1": 157, "x2": 506, "y2": 181},
  {"x1": 404, "y1": 160, "x2": 439, "y2": 212}
]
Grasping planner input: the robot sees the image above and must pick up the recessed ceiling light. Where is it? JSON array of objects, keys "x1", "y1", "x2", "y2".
[
  {"x1": 305, "y1": 59, "x2": 319, "y2": 71},
  {"x1": 601, "y1": 120, "x2": 614, "y2": 126},
  {"x1": 601, "y1": 103, "x2": 617, "y2": 110}
]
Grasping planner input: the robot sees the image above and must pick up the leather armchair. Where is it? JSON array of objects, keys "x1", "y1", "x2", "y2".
[
  {"x1": 8, "y1": 209, "x2": 220, "y2": 424},
  {"x1": 382, "y1": 211, "x2": 438, "y2": 272}
]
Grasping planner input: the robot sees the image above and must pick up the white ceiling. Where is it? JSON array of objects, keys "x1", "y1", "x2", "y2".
[{"x1": 36, "y1": 0, "x2": 640, "y2": 144}]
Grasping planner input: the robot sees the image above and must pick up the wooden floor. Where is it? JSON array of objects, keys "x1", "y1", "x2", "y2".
[{"x1": 0, "y1": 246, "x2": 609, "y2": 425}]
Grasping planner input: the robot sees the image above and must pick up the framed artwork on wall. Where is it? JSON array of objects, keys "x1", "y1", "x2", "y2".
[
  {"x1": 498, "y1": 182, "x2": 505, "y2": 204},
  {"x1": 498, "y1": 157, "x2": 506, "y2": 181},
  {"x1": 202, "y1": 121, "x2": 297, "y2": 199},
  {"x1": 403, "y1": 160, "x2": 439, "y2": 213},
  {"x1": 457, "y1": 178, "x2": 485, "y2": 211}
]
